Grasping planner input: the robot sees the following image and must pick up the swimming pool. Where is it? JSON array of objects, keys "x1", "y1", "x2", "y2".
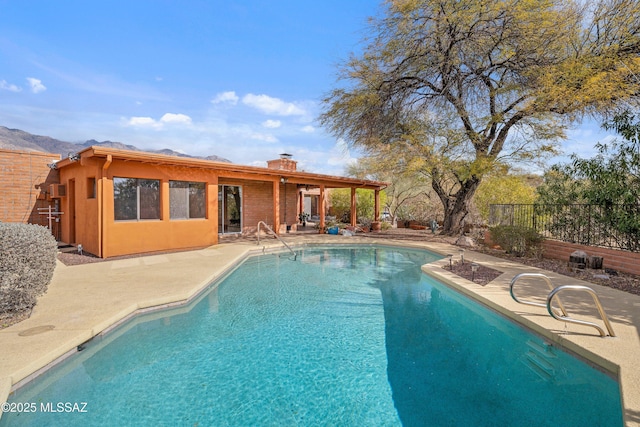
[{"x1": 0, "y1": 245, "x2": 622, "y2": 426}]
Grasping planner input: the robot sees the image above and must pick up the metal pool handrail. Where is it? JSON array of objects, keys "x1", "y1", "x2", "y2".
[
  {"x1": 547, "y1": 285, "x2": 616, "y2": 337},
  {"x1": 256, "y1": 221, "x2": 297, "y2": 260},
  {"x1": 510, "y1": 273, "x2": 568, "y2": 317}
]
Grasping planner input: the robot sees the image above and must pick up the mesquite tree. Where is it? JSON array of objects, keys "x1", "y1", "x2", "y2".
[{"x1": 320, "y1": 0, "x2": 640, "y2": 234}]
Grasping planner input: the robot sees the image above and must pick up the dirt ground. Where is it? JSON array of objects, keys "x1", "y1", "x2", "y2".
[{"x1": 3, "y1": 228, "x2": 638, "y2": 330}]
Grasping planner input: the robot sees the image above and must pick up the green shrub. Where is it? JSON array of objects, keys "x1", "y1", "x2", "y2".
[
  {"x1": 0, "y1": 223, "x2": 57, "y2": 314},
  {"x1": 488, "y1": 225, "x2": 544, "y2": 258}
]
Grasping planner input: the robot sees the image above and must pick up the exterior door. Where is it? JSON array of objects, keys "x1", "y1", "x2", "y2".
[{"x1": 218, "y1": 185, "x2": 242, "y2": 233}]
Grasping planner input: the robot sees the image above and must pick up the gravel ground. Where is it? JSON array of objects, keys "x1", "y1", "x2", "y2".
[
  {"x1": 0, "y1": 310, "x2": 31, "y2": 329},
  {"x1": 57, "y1": 251, "x2": 103, "y2": 266},
  {"x1": 443, "y1": 261, "x2": 503, "y2": 286}
]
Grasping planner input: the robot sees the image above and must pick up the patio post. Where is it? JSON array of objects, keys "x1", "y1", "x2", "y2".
[
  {"x1": 350, "y1": 187, "x2": 357, "y2": 226},
  {"x1": 273, "y1": 179, "x2": 280, "y2": 234},
  {"x1": 319, "y1": 185, "x2": 326, "y2": 230}
]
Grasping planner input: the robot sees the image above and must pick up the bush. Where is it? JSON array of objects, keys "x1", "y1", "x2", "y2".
[
  {"x1": 0, "y1": 223, "x2": 57, "y2": 314},
  {"x1": 488, "y1": 225, "x2": 544, "y2": 258}
]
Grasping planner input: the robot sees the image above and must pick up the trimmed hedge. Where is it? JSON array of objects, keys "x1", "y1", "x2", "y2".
[{"x1": 0, "y1": 223, "x2": 57, "y2": 314}]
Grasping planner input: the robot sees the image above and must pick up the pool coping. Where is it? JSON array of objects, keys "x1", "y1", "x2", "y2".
[{"x1": 0, "y1": 236, "x2": 638, "y2": 425}]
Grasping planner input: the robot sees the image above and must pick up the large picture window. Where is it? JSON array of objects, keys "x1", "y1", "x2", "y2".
[
  {"x1": 114, "y1": 178, "x2": 160, "y2": 221},
  {"x1": 170, "y1": 181, "x2": 206, "y2": 219}
]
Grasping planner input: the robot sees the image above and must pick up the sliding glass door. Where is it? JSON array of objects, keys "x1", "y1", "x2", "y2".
[{"x1": 218, "y1": 185, "x2": 242, "y2": 233}]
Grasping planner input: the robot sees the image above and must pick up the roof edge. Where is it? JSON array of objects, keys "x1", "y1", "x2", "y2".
[{"x1": 57, "y1": 146, "x2": 389, "y2": 190}]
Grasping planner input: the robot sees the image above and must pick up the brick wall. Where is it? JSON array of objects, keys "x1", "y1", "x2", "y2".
[
  {"x1": 242, "y1": 181, "x2": 298, "y2": 234},
  {"x1": 243, "y1": 181, "x2": 275, "y2": 231},
  {"x1": 0, "y1": 149, "x2": 61, "y2": 231},
  {"x1": 266, "y1": 158, "x2": 297, "y2": 171},
  {"x1": 543, "y1": 240, "x2": 640, "y2": 276}
]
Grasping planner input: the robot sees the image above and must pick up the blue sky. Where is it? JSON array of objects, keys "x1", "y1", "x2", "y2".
[{"x1": 0, "y1": 0, "x2": 615, "y2": 176}]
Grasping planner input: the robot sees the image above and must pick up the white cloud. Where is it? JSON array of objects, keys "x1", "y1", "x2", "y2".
[
  {"x1": 127, "y1": 116, "x2": 161, "y2": 128},
  {"x1": 26, "y1": 77, "x2": 46, "y2": 93},
  {"x1": 126, "y1": 113, "x2": 193, "y2": 130},
  {"x1": 262, "y1": 119, "x2": 281, "y2": 129},
  {"x1": 242, "y1": 93, "x2": 306, "y2": 116},
  {"x1": 0, "y1": 80, "x2": 21, "y2": 92},
  {"x1": 211, "y1": 91, "x2": 239, "y2": 105},
  {"x1": 160, "y1": 113, "x2": 192, "y2": 125},
  {"x1": 301, "y1": 125, "x2": 315, "y2": 133}
]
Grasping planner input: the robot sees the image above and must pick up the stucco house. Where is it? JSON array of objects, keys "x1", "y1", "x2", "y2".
[{"x1": 39, "y1": 147, "x2": 387, "y2": 258}]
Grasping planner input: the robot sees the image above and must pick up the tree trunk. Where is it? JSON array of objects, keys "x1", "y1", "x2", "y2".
[{"x1": 433, "y1": 175, "x2": 481, "y2": 236}]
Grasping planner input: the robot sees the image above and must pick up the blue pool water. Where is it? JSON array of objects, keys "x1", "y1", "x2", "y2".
[{"x1": 1, "y1": 246, "x2": 622, "y2": 426}]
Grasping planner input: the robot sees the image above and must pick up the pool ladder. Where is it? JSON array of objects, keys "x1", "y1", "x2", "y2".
[
  {"x1": 256, "y1": 221, "x2": 297, "y2": 260},
  {"x1": 509, "y1": 273, "x2": 616, "y2": 337}
]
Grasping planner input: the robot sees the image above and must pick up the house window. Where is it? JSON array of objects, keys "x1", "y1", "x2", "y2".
[
  {"x1": 170, "y1": 181, "x2": 206, "y2": 219},
  {"x1": 87, "y1": 177, "x2": 96, "y2": 199},
  {"x1": 114, "y1": 177, "x2": 160, "y2": 221}
]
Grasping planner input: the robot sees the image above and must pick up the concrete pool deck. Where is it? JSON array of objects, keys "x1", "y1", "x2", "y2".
[{"x1": 0, "y1": 235, "x2": 638, "y2": 425}]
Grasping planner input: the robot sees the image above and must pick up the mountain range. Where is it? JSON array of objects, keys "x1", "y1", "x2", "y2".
[{"x1": 0, "y1": 126, "x2": 231, "y2": 163}]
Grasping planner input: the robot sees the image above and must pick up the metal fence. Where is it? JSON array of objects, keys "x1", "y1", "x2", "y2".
[{"x1": 488, "y1": 204, "x2": 640, "y2": 252}]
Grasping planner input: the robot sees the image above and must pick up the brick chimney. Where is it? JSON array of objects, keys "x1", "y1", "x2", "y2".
[{"x1": 267, "y1": 153, "x2": 297, "y2": 171}]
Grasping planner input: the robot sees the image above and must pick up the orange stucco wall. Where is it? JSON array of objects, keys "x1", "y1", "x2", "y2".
[
  {"x1": 57, "y1": 156, "x2": 302, "y2": 258},
  {"x1": 58, "y1": 158, "x2": 101, "y2": 254},
  {"x1": 102, "y1": 161, "x2": 220, "y2": 258},
  {"x1": 58, "y1": 158, "x2": 220, "y2": 258}
]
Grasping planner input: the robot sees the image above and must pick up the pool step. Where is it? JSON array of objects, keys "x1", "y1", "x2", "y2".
[{"x1": 524, "y1": 340, "x2": 557, "y2": 381}]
